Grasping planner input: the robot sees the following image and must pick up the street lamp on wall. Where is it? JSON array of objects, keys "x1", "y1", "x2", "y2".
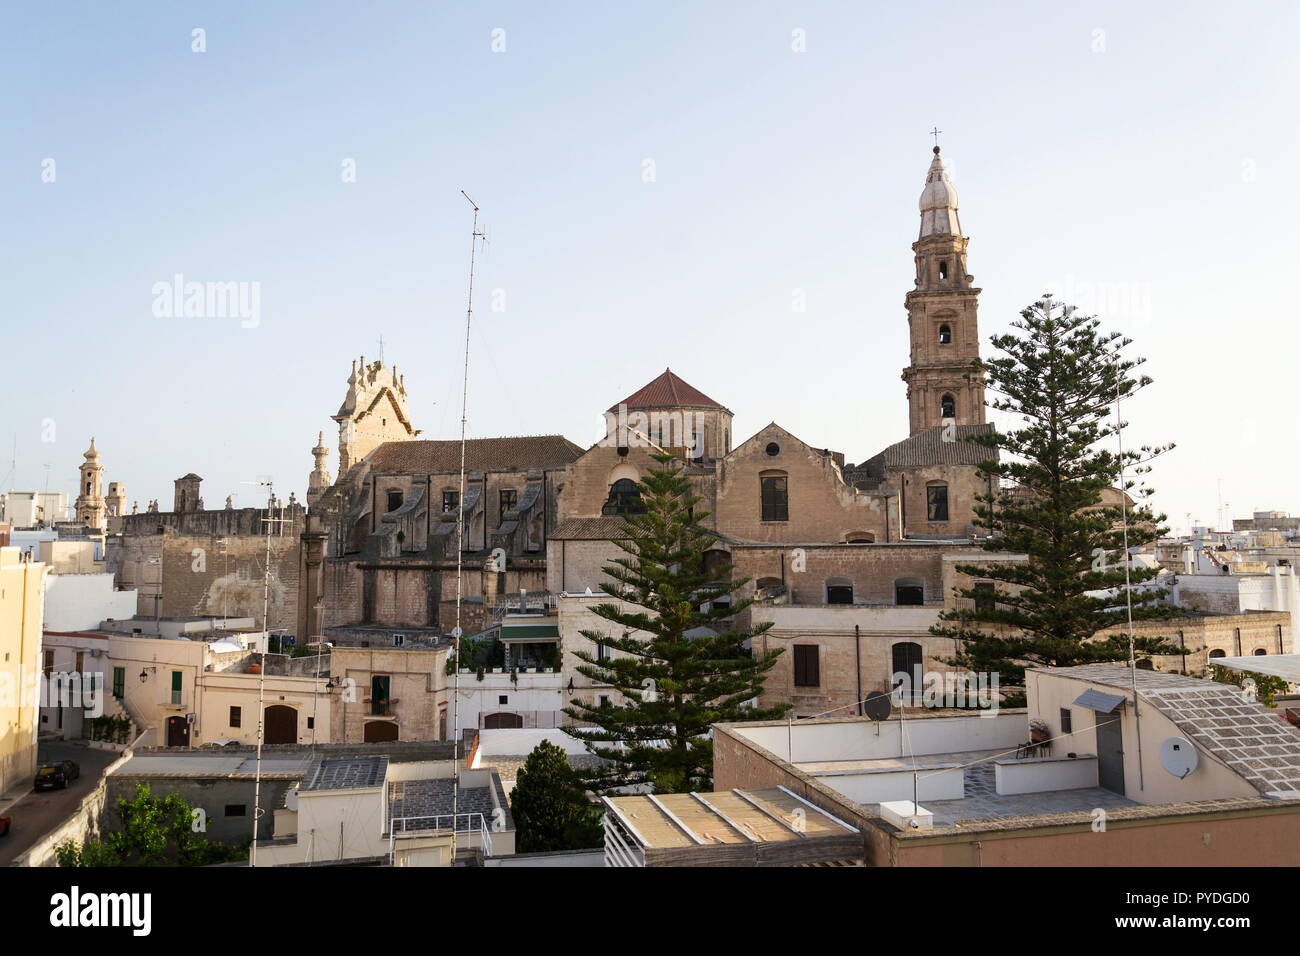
[{"x1": 139, "y1": 666, "x2": 156, "y2": 683}]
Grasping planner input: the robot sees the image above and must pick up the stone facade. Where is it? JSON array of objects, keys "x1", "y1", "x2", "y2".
[
  {"x1": 300, "y1": 359, "x2": 583, "y2": 647},
  {"x1": 297, "y1": 645, "x2": 452, "y2": 744},
  {"x1": 109, "y1": 492, "x2": 304, "y2": 635}
]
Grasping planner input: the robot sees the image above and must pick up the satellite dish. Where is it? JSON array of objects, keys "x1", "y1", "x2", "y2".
[
  {"x1": 1159, "y1": 736, "x2": 1199, "y2": 779},
  {"x1": 863, "y1": 690, "x2": 892, "y2": 722}
]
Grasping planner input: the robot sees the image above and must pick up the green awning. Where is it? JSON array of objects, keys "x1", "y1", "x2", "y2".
[{"x1": 499, "y1": 624, "x2": 559, "y2": 641}]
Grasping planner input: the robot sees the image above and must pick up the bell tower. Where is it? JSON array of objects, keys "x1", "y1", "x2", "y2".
[
  {"x1": 901, "y1": 146, "x2": 986, "y2": 435},
  {"x1": 75, "y1": 438, "x2": 106, "y2": 530}
]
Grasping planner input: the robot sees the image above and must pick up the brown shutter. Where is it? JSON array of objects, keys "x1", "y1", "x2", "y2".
[{"x1": 794, "y1": 645, "x2": 819, "y2": 687}]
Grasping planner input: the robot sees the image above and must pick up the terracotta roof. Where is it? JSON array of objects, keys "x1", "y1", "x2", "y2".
[
  {"x1": 609, "y1": 369, "x2": 728, "y2": 412},
  {"x1": 368, "y1": 436, "x2": 583, "y2": 474},
  {"x1": 549, "y1": 516, "x2": 631, "y2": 540}
]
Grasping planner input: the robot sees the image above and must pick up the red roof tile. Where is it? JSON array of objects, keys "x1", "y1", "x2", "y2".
[{"x1": 609, "y1": 369, "x2": 728, "y2": 412}]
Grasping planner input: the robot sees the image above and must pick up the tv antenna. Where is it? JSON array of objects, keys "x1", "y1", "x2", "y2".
[
  {"x1": 240, "y1": 478, "x2": 294, "y2": 867},
  {"x1": 450, "y1": 190, "x2": 487, "y2": 862},
  {"x1": 1111, "y1": 345, "x2": 1147, "y2": 793}
]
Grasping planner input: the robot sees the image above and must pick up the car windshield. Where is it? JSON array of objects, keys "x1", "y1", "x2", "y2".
[{"x1": 36, "y1": 768, "x2": 56, "y2": 776}]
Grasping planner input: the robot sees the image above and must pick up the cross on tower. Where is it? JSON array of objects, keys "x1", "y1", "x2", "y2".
[{"x1": 930, "y1": 127, "x2": 943, "y2": 149}]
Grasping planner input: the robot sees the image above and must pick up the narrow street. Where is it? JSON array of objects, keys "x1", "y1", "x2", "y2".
[{"x1": 0, "y1": 740, "x2": 119, "y2": 866}]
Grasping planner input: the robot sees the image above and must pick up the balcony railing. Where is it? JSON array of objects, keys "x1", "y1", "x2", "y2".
[{"x1": 388, "y1": 813, "x2": 493, "y2": 863}]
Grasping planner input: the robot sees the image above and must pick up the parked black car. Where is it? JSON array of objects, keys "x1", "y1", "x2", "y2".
[{"x1": 34, "y1": 760, "x2": 80, "y2": 791}]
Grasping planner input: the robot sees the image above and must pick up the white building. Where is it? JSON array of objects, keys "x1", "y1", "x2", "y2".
[
  {"x1": 0, "y1": 491, "x2": 68, "y2": 529},
  {"x1": 255, "y1": 756, "x2": 515, "y2": 866}
]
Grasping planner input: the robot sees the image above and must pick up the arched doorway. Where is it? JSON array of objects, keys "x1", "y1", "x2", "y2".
[
  {"x1": 483, "y1": 712, "x2": 524, "y2": 730},
  {"x1": 364, "y1": 720, "x2": 399, "y2": 742},
  {"x1": 165, "y1": 715, "x2": 189, "y2": 747},
  {"x1": 264, "y1": 705, "x2": 297, "y2": 745}
]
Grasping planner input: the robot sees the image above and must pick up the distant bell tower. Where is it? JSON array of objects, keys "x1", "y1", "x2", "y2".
[
  {"x1": 75, "y1": 437, "x2": 106, "y2": 530},
  {"x1": 901, "y1": 145, "x2": 986, "y2": 435}
]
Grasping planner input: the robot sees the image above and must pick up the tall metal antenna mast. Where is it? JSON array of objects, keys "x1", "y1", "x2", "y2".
[
  {"x1": 2, "y1": 434, "x2": 15, "y2": 491},
  {"x1": 1113, "y1": 348, "x2": 1145, "y2": 793},
  {"x1": 242, "y1": 478, "x2": 292, "y2": 867},
  {"x1": 451, "y1": 190, "x2": 486, "y2": 862}
]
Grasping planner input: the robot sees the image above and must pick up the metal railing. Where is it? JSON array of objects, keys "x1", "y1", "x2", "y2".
[{"x1": 387, "y1": 812, "x2": 493, "y2": 864}]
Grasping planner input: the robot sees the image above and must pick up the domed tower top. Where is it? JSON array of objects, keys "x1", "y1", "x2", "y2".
[
  {"x1": 83, "y1": 437, "x2": 101, "y2": 461},
  {"x1": 918, "y1": 146, "x2": 961, "y2": 239}
]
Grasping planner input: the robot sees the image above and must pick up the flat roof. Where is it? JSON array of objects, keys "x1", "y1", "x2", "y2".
[
  {"x1": 605, "y1": 787, "x2": 858, "y2": 849},
  {"x1": 110, "y1": 753, "x2": 312, "y2": 779},
  {"x1": 918, "y1": 757, "x2": 1137, "y2": 828}
]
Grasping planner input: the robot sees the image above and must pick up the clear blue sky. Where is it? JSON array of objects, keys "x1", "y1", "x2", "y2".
[{"x1": 4, "y1": 1, "x2": 1297, "y2": 531}]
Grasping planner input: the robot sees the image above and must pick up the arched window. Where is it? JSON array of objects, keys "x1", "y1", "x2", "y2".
[
  {"x1": 825, "y1": 578, "x2": 853, "y2": 605},
  {"x1": 938, "y1": 260, "x2": 949, "y2": 280},
  {"x1": 940, "y1": 394, "x2": 956, "y2": 419},
  {"x1": 603, "y1": 478, "x2": 644, "y2": 515},
  {"x1": 1208, "y1": 649, "x2": 1226, "y2": 659},
  {"x1": 845, "y1": 532, "x2": 875, "y2": 544},
  {"x1": 760, "y1": 471, "x2": 788, "y2": 522},
  {"x1": 895, "y1": 578, "x2": 924, "y2": 605},
  {"x1": 1254, "y1": 647, "x2": 1268, "y2": 655},
  {"x1": 938, "y1": 324, "x2": 952, "y2": 345},
  {"x1": 926, "y1": 482, "x2": 949, "y2": 522}
]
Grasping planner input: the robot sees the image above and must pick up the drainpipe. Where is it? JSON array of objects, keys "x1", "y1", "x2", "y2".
[
  {"x1": 899, "y1": 476, "x2": 907, "y2": 539},
  {"x1": 854, "y1": 625, "x2": 863, "y2": 717}
]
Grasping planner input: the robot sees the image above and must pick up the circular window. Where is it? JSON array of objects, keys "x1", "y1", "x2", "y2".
[{"x1": 765, "y1": 442, "x2": 780, "y2": 457}]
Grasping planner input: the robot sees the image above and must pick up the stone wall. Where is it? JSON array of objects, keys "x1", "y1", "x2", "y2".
[
  {"x1": 715, "y1": 424, "x2": 890, "y2": 544},
  {"x1": 111, "y1": 531, "x2": 301, "y2": 635}
]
